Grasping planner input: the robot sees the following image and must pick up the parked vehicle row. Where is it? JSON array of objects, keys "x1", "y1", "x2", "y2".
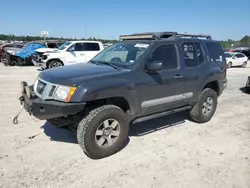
[{"x1": 2, "y1": 40, "x2": 65, "y2": 66}]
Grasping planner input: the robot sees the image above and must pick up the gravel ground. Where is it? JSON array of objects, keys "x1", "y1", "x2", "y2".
[{"x1": 0, "y1": 62, "x2": 250, "y2": 188}]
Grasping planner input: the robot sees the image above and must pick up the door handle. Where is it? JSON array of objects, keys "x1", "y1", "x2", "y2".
[
  {"x1": 174, "y1": 75, "x2": 183, "y2": 79},
  {"x1": 80, "y1": 53, "x2": 85, "y2": 56}
]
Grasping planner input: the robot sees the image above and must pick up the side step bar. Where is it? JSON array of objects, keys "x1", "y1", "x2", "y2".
[{"x1": 132, "y1": 106, "x2": 191, "y2": 124}]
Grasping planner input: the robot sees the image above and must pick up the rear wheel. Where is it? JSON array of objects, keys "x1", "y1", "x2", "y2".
[
  {"x1": 242, "y1": 61, "x2": 247, "y2": 68},
  {"x1": 48, "y1": 60, "x2": 64, "y2": 69},
  {"x1": 77, "y1": 105, "x2": 129, "y2": 159},
  {"x1": 245, "y1": 78, "x2": 250, "y2": 93},
  {"x1": 189, "y1": 88, "x2": 218, "y2": 123}
]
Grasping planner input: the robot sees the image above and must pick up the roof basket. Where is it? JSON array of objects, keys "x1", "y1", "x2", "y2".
[{"x1": 119, "y1": 32, "x2": 212, "y2": 41}]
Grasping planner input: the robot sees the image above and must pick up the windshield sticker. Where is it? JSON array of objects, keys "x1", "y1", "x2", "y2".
[{"x1": 134, "y1": 44, "x2": 149, "y2": 48}]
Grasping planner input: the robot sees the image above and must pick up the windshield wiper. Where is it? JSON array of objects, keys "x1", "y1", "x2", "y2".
[
  {"x1": 92, "y1": 60, "x2": 121, "y2": 70},
  {"x1": 101, "y1": 61, "x2": 121, "y2": 70}
]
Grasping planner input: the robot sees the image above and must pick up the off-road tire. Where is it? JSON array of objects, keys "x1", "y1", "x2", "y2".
[
  {"x1": 242, "y1": 61, "x2": 247, "y2": 68},
  {"x1": 189, "y1": 88, "x2": 218, "y2": 123},
  {"x1": 245, "y1": 79, "x2": 250, "y2": 93},
  {"x1": 77, "y1": 105, "x2": 129, "y2": 159},
  {"x1": 227, "y1": 62, "x2": 232, "y2": 68},
  {"x1": 48, "y1": 60, "x2": 64, "y2": 69}
]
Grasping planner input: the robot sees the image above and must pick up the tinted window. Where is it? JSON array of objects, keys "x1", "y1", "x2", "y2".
[
  {"x1": 84, "y1": 43, "x2": 100, "y2": 51},
  {"x1": 182, "y1": 42, "x2": 198, "y2": 67},
  {"x1": 47, "y1": 43, "x2": 58, "y2": 48},
  {"x1": 194, "y1": 42, "x2": 206, "y2": 65},
  {"x1": 205, "y1": 42, "x2": 224, "y2": 62},
  {"x1": 235, "y1": 54, "x2": 244, "y2": 58},
  {"x1": 151, "y1": 45, "x2": 178, "y2": 70},
  {"x1": 74, "y1": 43, "x2": 85, "y2": 51}
]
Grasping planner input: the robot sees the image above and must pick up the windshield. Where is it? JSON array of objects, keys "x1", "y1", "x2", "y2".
[
  {"x1": 58, "y1": 41, "x2": 72, "y2": 50},
  {"x1": 224, "y1": 52, "x2": 234, "y2": 58},
  {"x1": 91, "y1": 42, "x2": 150, "y2": 68}
]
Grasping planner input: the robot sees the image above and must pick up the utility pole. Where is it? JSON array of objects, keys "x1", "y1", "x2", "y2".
[{"x1": 84, "y1": 24, "x2": 87, "y2": 39}]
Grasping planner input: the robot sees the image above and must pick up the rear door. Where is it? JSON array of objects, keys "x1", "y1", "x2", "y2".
[
  {"x1": 179, "y1": 41, "x2": 207, "y2": 104},
  {"x1": 235, "y1": 53, "x2": 246, "y2": 65},
  {"x1": 83, "y1": 42, "x2": 101, "y2": 62}
]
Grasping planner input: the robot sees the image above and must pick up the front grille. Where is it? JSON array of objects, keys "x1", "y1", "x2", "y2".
[
  {"x1": 49, "y1": 85, "x2": 56, "y2": 96},
  {"x1": 36, "y1": 80, "x2": 46, "y2": 94}
]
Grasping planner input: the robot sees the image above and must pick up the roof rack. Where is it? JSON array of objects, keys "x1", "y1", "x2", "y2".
[
  {"x1": 176, "y1": 33, "x2": 212, "y2": 39},
  {"x1": 119, "y1": 32, "x2": 212, "y2": 41}
]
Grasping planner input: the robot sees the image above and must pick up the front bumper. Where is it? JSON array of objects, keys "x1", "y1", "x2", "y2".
[
  {"x1": 19, "y1": 85, "x2": 86, "y2": 120},
  {"x1": 223, "y1": 78, "x2": 227, "y2": 90},
  {"x1": 31, "y1": 54, "x2": 46, "y2": 68},
  {"x1": 32, "y1": 59, "x2": 46, "y2": 68}
]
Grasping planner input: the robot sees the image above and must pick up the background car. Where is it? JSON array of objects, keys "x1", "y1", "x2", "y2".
[
  {"x1": 224, "y1": 52, "x2": 248, "y2": 68},
  {"x1": 230, "y1": 47, "x2": 250, "y2": 60}
]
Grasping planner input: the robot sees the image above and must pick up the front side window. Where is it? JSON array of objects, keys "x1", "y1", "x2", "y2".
[
  {"x1": 58, "y1": 41, "x2": 72, "y2": 50},
  {"x1": 151, "y1": 45, "x2": 178, "y2": 70},
  {"x1": 91, "y1": 42, "x2": 150, "y2": 68}
]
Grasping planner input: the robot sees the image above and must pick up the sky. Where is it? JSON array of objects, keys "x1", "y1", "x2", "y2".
[{"x1": 0, "y1": 0, "x2": 249, "y2": 40}]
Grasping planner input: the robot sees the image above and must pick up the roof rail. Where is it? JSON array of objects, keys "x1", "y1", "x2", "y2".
[
  {"x1": 176, "y1": 33, "x2": 212, "y2": 39},
  {"x1": 119, "y1": 32, "x2": 178, "y2": 41},
  {"x1": 119, "y1": 32, "x2": 212, "y2": 41}
]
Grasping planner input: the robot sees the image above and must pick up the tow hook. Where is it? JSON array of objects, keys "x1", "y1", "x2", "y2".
[{"x1": 19, "y1": 96, "x2": 24, "y2": 105}]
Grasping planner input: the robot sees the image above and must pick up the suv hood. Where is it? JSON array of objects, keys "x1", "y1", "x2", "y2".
[{"x1": 38, "y1": 63, "x2": 125, "y2": 86}]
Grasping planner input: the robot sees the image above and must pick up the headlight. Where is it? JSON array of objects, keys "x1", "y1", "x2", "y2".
[
  {"x1": 53, "y1": 85, "x2": 76, "y2": 102},
  {"x1": 42, "y1": 55, "x2": 48, "y2": 60}
]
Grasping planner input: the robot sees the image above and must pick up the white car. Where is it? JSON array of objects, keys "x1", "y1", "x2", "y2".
[
  {"x1": 34, "y1": 41, "x2": 104, "y2": 69},
  {"x1": 224, "y1": 52, "x2": 248, "y2": 68}
]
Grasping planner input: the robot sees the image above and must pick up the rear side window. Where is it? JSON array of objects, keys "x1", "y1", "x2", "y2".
[
  {"x1": 84, "y1": 43, "x2": 100, "y2": 51},
  {"x1": 205, "y1": 42, "x2": 224, "y2": 62},
  {"x1": 235, "y1": 54, "x2": 245, "y2": 58}
]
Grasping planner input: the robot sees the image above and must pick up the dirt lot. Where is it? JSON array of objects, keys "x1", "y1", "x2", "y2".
[{"x1": 0, "y1": 62, "x2": 250, "y2": 188}]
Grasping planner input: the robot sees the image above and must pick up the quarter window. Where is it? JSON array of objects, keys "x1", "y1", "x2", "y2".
[
  {"x1": 205, "y1": 42, "x2": 224, "y2": 62},
  {"x1": 151, "y1": 45, "x2": 178, "y2": 70}
]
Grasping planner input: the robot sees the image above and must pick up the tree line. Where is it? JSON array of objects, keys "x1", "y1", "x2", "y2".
[
  {"x1": 0, "y1": 34, "x2": 249, "y2": 48},
  {"x1": 0, "y1": 34, "x2": 118, "y2": 44}
]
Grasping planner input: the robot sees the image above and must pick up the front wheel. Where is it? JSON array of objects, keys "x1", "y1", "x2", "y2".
[
  {"x1": 77, "y1": 105, "x2": 129, "y2": 159},
  {"x1": 227, "y1": 62, "x2": 232, "y2": 68},
  {"x1": 189, "y1": 88, "x2": 218, "y2": 123},
  {"x1": 48, "y1": 60, "x2": 64, "y2": 69}
]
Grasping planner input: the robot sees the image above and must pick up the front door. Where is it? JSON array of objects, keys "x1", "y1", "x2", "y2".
[{"x1": 137, "y1": 44, "x2": 187, "y2": 116}]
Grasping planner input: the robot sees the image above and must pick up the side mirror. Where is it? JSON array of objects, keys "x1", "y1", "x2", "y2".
[
  {"x1": 233, "y1": 56, "x2": 237, "y2": 59},
  {"x1": 67, "y1": 48, "x2": 74, "y2": 52},
  {"x1": 146, "y1": 61, "x2": 163, "y2": 72}
]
